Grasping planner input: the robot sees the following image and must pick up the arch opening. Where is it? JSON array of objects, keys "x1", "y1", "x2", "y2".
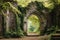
[{"x1": 27, "y1": 14, "x2": 40, "y2": 35}]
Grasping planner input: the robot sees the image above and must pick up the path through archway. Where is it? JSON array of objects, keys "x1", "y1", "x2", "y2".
[{"x1": 27, "y1": 14, "x2": 40, "y2": 35}]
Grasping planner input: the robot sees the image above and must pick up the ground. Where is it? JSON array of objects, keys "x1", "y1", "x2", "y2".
[{"x1": 0, "y1": 35, "x2": 50, "y2": 40}]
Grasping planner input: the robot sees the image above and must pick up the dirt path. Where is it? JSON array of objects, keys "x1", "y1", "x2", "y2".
[{"x1": 0, "y1": 35, "x2": 50, "y2": 40}]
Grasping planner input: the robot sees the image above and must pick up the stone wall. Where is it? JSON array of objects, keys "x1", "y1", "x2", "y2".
[{"x1": 0, "y1": 15, "x2": 3, "y2": 36}]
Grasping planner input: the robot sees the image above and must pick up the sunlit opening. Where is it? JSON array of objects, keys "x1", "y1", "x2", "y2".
[{"x1": 27, "y1": 14, "x2": 40, "y2": 35}]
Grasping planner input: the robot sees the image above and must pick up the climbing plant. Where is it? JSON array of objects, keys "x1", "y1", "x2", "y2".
[
  {"x1": 0, "y1": 0, "x2": 60, "y2": 38},
  {"x1": 0, "y1": 1, "x2": 24, "y2": 37}
]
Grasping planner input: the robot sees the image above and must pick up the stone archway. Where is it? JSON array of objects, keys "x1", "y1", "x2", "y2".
[
  {"x1": 24, "y1": 10, "x2": 47, "y2": 35},
  {"x1": 27, "y1": 14, "x2": 40, "y2": 35},
  {"x1": 23, "y1": 2, "x2": 50, "y2": 35}
]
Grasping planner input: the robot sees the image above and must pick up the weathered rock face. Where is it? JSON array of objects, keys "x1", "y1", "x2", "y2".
[
  {"x1": 9, "y1": 11, "x2": 16, "y2": 32},
  {"x1": 4, "y1": 2, "x2": 18, "y2": 32},
  {"x1": 5, "y1": 10, "x2": 16, "y2": 32}
]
